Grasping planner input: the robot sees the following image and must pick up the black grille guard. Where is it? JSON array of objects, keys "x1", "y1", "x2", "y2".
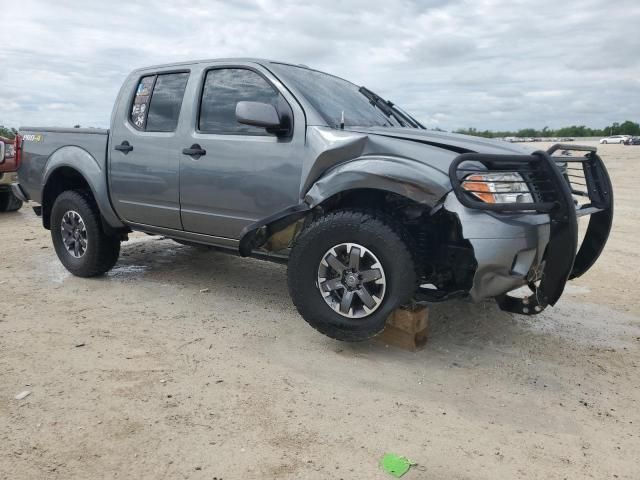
[{"x1": 449, "y1": 144, "x2": 614, "y2": 315}]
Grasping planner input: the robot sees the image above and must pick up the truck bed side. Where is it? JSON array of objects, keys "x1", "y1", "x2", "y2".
[{"x1": 17, "y1": 127, "x2": 125, "y2": 229}]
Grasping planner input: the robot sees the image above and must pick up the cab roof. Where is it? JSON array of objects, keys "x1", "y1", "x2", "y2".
[{"x1": 132, "y1": 58, "x2": 309, "y2": 73}]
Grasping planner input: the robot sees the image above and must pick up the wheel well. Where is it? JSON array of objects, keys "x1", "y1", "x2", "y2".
[
  {"x1": 317, "y1": 188, "x2": 427, "y2": 217},
  {"x1": 42, "y1": 167, "x2": 92, "y2": 229},
  {"x1": 316, "y1": 188, "x2": 476, "y2": 295}
]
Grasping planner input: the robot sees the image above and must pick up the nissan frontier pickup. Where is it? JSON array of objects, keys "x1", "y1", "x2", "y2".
[{"x1": 13, "y1": 59, "x2": 613, "y2": 341}]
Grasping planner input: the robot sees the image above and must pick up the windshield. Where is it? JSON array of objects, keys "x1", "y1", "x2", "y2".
[{"x1": 273, "y1": 63, "x2": 418, "y2": 128}]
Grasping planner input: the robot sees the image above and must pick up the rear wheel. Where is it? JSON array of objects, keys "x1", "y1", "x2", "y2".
[
  {"x1": 51, "y1": 190, "x2": 120, "y2": 277},
  {"x1": 287, "y1": 210, "x2": 416, "y2": 342},
  {"x1": 0, "y1": 191, "x2": 23, "y2": 212}
]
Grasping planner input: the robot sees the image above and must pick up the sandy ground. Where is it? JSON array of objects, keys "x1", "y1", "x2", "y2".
[{"x1": 1, "y1": 142, "x2": 639, "y2": 479}]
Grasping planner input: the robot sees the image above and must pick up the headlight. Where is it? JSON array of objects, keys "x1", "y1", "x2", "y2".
[{"x1": 461, "y1": 172, "x2": 533, "y2": 204}]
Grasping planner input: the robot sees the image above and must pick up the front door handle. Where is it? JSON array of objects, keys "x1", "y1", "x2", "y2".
[
  {"x1": 115, "y1": 141, "x2": 133, "y2": 154},
  {"x1": 182, "y1": 144, "x2": 206, "y2": 158}
]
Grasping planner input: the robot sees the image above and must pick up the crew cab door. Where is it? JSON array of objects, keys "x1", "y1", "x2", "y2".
[
  {"x1": 109, "y1": 71, "x2": 189, "y2": 230},
  {"x1": 178, "y1": 65, "x2": 304, "y2": 239}
]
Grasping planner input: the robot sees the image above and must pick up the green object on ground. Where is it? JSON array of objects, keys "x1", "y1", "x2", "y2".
[{"x1": 380, "y1": 453, "x2": 412, "y2": 477}]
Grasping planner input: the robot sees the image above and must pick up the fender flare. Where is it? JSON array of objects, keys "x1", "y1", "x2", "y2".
[
  {"x1": 42, "y1": 146, "x2": 125, "y2": 229},
  {"x1": 303, "y1": 156, "x2": 450, "y2": 207},
  {"x1": 239, "y1": 156, "x2": 450, "y2": 256}
]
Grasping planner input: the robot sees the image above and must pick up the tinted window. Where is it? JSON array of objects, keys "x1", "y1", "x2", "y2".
[
  {"x1": 273, "y1": 64, "x2": 395, "y2": 128},
  {"x1": 130, "y1": 76, "x2": 155, "y2": 130},
  {"x1": 146, "y1": 73, "x2": 189, "y2": 132},
  {"x1": 129, "y1": 73, "x2": 189, "y2": 132},
  {"x1": 199, "y1": 68, "x2": 280, "y2": 135}
]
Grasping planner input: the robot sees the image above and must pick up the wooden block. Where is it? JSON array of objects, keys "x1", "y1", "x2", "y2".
[
  {"x1": 378, "y1": 325, "x2": 428, "y2": 352},
  {"x1": 377, "y1": 305, "x2": 429, "y2": 351},
  {"x1": 387, "y1": 305, "x2": 429, "y2": 334}
]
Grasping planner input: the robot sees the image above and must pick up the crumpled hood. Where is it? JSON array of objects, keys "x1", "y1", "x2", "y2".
[
  {"x1": 345, "y1": 126, "x2": 534, "y2": 156},
  {"x1": 300, "y1": 125, "x2": 536, "y2": 210}
]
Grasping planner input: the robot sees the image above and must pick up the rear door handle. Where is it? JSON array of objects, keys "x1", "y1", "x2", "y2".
[
  {"x1": 182, "y1": 144, "x2": 206, "y2": 158},
  {"x1": 115, "y1": 141, "x2": 133, "y2": 154}
]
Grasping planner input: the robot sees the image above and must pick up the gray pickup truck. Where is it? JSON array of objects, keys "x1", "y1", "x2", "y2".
[{"x1": 14, "y1": 58, "x2": 613, "y2": 341}]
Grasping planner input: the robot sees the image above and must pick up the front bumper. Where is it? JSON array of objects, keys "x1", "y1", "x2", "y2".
[
  {"x1": 443, "y1": 193, "x2": 551, "y2": 303},
  {"x1": 447, "y1": 144, "x2": 613, "y2": 315}
]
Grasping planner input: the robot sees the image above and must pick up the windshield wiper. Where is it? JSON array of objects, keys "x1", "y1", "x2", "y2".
[
  {"x1": 358, "y1": 86, "x2": 426, "y2": 129},
  {"x1": 358, "y1": 86, "x2": 405, "y2": 127},
  {"x1": 388, "y1": 102, "x2": 426, "y2": 130}
]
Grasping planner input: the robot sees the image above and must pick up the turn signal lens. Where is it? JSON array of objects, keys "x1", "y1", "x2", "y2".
[
  {"x1": 461, "y1": 174, "x2": 496, "y2": 203},
  {"x1": 461, "y1": 172, "x2": 533, "y2": 204}
]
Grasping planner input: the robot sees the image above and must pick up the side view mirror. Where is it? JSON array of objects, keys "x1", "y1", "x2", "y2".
[
  {"x1": 236, "y1": 101, "x2": 282, "y2": 130},
  {"x1": 0, "y1": 141, "x2": 5, "y2": 163}
]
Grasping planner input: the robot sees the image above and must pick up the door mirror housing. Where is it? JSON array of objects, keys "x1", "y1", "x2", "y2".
[{"x1": 236, "y1": 101, "x2": 283, "y2": 131}]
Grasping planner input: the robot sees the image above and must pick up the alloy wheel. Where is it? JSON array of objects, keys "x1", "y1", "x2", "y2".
[
  {"x1": 61, "y1": 210, "x2": 88, "y2": 258},
  {"x1": 316, "y1": 242, "x2": 386, "y2": 318}
]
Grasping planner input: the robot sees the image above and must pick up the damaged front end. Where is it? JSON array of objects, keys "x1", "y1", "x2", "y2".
[{"x1": 446, "y1": 144, "x2": 613, "y2": 315}]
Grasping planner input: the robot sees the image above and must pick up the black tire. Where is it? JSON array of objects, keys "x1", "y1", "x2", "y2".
[
  {"x1": 602, "y1": 140, "x2": 607, "y2": 144},
  {"x1": 0, "y1": 191, "x2": 23, "y2": 212},
  {"x1": 51, "y1": 190, "x2": 120, "y2": 277},
  {"x1": 287, "y1": 210, "x2": 417, "y2": 342}
]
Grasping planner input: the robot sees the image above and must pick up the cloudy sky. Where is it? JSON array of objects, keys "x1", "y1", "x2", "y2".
[{"x1": 1, "y1": 0, "x2": 639, "y2": 131}]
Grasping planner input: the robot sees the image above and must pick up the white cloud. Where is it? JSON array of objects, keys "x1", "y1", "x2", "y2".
[{"x1": 1, "y1": 0, "x2": 639, "y2": 131}]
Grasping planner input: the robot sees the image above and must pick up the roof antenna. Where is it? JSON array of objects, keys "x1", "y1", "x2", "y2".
[{"x1": 340, "y1": 111, "x2": 345, "y2": 130}]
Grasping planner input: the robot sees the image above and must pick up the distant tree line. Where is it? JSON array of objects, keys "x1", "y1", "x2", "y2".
[
  {"x1": 455, "y1": 120, "x2": 640, "y2": 138},
  {"x1": 0, "y1": 126, "x2": 18, "y2": 139}
]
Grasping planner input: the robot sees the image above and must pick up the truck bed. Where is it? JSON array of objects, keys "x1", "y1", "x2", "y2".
[{"x1": 18, "y1": 127, "x2": 109, "y2": 204}]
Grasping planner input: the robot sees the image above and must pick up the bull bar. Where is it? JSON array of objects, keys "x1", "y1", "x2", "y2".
[{"x1": 448, "y1": 144, "x2": 614, "y2": 315}]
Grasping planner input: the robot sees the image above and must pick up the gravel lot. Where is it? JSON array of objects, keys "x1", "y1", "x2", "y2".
[{"x1": 1, "y1": 142, "x2": 639, "y2": 479}]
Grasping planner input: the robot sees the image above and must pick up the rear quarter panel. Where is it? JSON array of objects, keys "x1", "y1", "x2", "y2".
[
  {"x1": 18, "y1": 128, "x2": 124, "y2": 228},
  {"x1": 18, "y1": 128, "x2": 108, "y2": 203}
]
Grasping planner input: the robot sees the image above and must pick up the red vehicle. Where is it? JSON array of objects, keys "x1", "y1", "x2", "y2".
[{"x1": 0, "y1": 135, "x2": 23, "y2": 212}]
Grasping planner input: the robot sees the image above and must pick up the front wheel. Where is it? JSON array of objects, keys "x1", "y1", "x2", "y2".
[
  {"x1": 51, "y1": 190, "x2": 120, "y2": 277},
  {"x1": 287, "y1": 210, "x2": 416, "y2": 342},
  {"x1": 601, "y1": 140, "x2": 607, "y2": 144}
]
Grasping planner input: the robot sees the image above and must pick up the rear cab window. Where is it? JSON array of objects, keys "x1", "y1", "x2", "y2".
[{"x1": 130, "y1": 72, "x2": 189, "y2": 132}]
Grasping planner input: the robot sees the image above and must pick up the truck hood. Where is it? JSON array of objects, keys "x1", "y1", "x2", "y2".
[
  {"x1": 301, "y1": 125, "x2": 536, "y2": 210},
  {"x1": 344, "y1": 126, "x2": 533, "y2": 156}
]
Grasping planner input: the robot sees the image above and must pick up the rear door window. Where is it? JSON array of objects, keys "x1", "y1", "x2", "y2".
[
  {"x1": 198, "y1": 68, "x2": 280, "y2": 135},
  {"x1": 130, "y1": 76, "x2": 155, "y2": 130},
  {"x1": 130, "y1": 72, "x2": 189, "y2": 132}
]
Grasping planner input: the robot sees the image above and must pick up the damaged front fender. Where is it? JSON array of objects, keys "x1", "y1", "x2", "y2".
[
  {"x1": 239, "y1": 126, "x2": 455, "y2": 257},
  {"x1": 304, "y1": 156, "x2": 449, "y2": 207},
  {"x1": 239, "y1": 155, "x2": 451, "y2": 257}
]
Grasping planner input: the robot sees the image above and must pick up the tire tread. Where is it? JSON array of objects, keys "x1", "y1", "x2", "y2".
[
  {"x1": 51, "y1": 190, "x2": 120, "y2": 277},
  {"x1": 288, "y1": 209, "x2": 417, "y2": 342}
]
